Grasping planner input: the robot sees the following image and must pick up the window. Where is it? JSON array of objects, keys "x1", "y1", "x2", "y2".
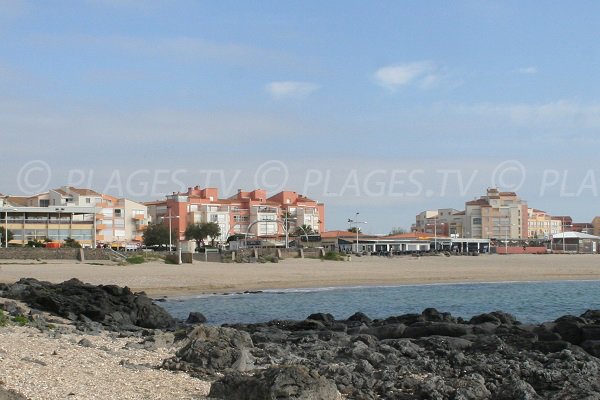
[{"x1": 86, "y1": 198, "x2": 91, "y2": 204}]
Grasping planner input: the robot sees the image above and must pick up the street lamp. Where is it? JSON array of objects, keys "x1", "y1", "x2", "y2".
[
  {"x1": 164, "y1": 208, "x2": 179, "y2": 252},
  {"x1": 504, "y1": 222, "x2": 516, "y2": 255},
  {"x1": 348, "y1": 212, "x2": 367, "y2": 254}
]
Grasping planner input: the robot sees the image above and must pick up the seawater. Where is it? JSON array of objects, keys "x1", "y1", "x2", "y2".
[{"x1": 161, "y1": 280, "x2": 600, "y2": 326}]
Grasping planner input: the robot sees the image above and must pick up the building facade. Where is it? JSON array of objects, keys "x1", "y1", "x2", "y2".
[
  {"x1": 527, "y1": 208, "x2": 562, "y2": 239},
  {"x1": 413, "y1": 188, "x2": 529, "y2": 239},
  {"x1": 0, "y1": 187, "x2": 149, "y2": 247},
  {"x1": 146, "y1": 186, "x2": 325, "y2": 243}
]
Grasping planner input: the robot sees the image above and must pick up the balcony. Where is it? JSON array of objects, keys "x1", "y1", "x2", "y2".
[
  {"x1": 96, "y1": 235, "x2": 105, "y2": 241},
  {"x1": 255, "y1": 207, "x2": 278, "y2": 214},
  {"x1": 132, "y1": 214, "x2": 145, "y2": 220},
  {"x1": 96, "y1": 224, "x2": 107, "y2": 230}
]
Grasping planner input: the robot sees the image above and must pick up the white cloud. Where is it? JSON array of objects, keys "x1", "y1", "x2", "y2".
[
  {"x1": 373, "y1": 61, "x2": 438, "y2": 90},
  {"x1": 517, "y1": 66, "x2": 538, "y2": 74},
  {"x1": 266, "y1": 81, "x2": 320, "y2": 100}
]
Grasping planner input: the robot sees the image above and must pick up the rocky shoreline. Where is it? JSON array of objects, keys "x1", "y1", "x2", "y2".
[{"x1": 2, "y1": 278, "x2": 600, "y2": 399}]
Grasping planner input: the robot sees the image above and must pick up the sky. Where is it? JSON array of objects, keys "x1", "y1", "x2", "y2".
[{"x1": 1, "y1": 0, "x2": 600, "y2": 233}]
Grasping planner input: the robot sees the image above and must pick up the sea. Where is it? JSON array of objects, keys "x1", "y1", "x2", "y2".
[{"x1": 161, "y1": 280, "x2": 600, "y2": 326}]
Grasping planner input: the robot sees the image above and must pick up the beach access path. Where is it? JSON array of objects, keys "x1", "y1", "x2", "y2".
[{"x1": 1, "y1": 254, "x2": 600, "y2": 297}]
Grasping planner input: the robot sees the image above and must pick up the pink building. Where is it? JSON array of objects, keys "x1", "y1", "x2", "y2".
[{"x1": 146, "y1": 187, "x2": 325, "y2": 243}]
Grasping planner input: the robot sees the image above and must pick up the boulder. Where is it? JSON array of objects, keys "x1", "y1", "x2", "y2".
[
  {"x1": 208, "y1": 365, "x2": 340, "y2": 400},
  {"x1": 1, "y1": 278, "x2": 175, "y2": 330},
  {"x1": 185, "y1": 312, "x2": 207, "y2": 324},
  {"x1": 163, "y1": 325, "x2": 253, "y2": 375},
  {"x1": 346, "y1": 312, "x2": 372, "y2": 325},
  {"x1": 403, "y1": 322, "x2": 470, "y2": 338}
]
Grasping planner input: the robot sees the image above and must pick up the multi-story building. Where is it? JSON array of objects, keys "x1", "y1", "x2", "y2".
[
  {"x1": 527, "y1": 208, "x2": 562, "y2": 239},
  {"x1": 413, "y1": 208, "x2": 465, "y2": 237},
  {"x1": 413, "y1": 188, "x2": 529, "y2": 239},
  {"x1": 464, "y1": 188, "x2": 528, "y2": 239},
  {"x1": 146, "y1": 186, "x2": 325, "y2": 243},
  {"x1": 0, "y1": 187, "x2": 149, "y2": 247}
]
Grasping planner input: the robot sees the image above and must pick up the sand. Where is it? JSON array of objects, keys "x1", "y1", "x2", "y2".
[
  {"x1": 0, "y1": 299, "x2": 211, "y2": 400},
  {"x1": 1, "y1": 254, "x2": 600, "y2": 297}
]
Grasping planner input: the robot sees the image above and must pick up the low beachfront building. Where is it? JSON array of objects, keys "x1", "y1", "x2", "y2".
[
  {"x1": 0, "y1": 187, "x2": 149, "y2": 248},
  {"x1": 550, "y1": 232, "x2": 600, "y2": 254}
]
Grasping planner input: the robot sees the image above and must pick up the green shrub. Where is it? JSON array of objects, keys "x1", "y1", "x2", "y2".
[
  {"x1": 12, "y1": 315, "x2": 28, "y2": 326},
  {"x1": 126, "y1": 255, "x2": 146, "y2": 264},
  {"x1": 0, "y1": 310, "x2": 7, "y2": 327},
  {"x1": 322, "y1": 251, "x2": 345, "y2": 261}
]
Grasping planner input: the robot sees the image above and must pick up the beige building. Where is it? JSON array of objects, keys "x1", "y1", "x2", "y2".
[
  {"x1": 464, "y1": 189, "x2": 528, "y2": 239},
  {"x1": 414, "y1": 188, "x2": 529, "y2": 239},
  {"x1": 413, "y1": 208, "x2": 465, "y2": 237},
  {"x1": 528, "y1": 208, "x2": 562, "y2": 239},
  {"x1": 1, "y1": 187, "x2": 148, "y2": 248}
]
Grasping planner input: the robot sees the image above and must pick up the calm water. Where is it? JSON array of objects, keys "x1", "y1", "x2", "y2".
[{"x1": 161, "y1": 280, "x2": 600, "y2": 326}]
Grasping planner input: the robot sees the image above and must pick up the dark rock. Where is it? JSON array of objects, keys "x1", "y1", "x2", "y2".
[
  {"x1": 2, "y1": 278, "x2": 175, "y2": 331},
  {"x1": 494, "y1": 379, "x2": 540, "y2": 399},
  {"x1": 208, "y1": 365, "x2": 339, "y2": 400},
  {"x1": 581, "y1": 325, "x2": 600, "y2": 341},
  {"x1": 307, "y1": 312, "x2": 335, "y2": 325},
  {"x1": 553, "y1": 319, "x2": 583, "y2": 345},
  {"x1": 403, "y1": 321, "x2": 470, "y2": 338},
  {"x1": 347, "y1": 312, "x2": 372, "y2": 325},
  {"x1": 185, "y1": 312, "x2": 207, "y2": 324},
  {"x1": 0, "y1": 387, "x2": 28, "y2": 400},
  {"x1": 581, "y1": 340, "x2": 600, "y2": 357},
  {"x1": 78, "y1": 338, "x2": 94, "y2": 348},
  {"x1": 365, "y1": 323, "x2": 406, "y2": 340},
  {"x1": 581, "y1": 309, "x2": 600, "y2": 322},
  {"x1": 163, "y1": 325, "x2": 253, "y2": 376}
]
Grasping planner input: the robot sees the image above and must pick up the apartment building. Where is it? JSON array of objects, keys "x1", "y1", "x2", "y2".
[
  {"x1": 413, "y1": 209, "x2": 465, "y2": 237},
  {"x1": 527, "y1": 209, "x2": 562, "y2": 239},
  {"x1": 0, "y1": 187, "x2": 149, "y2": 247},
  {"x1": 146, "y1": 186, "x2": 325, "y2": 243},
  {"x1": 413, "y1": 188, "x2": 528, "y2": 239},
  {"x1": 464, "y1": 189, "x2": 528, "y2": 239}
]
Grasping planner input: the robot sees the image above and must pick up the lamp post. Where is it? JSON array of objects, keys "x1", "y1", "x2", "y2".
[
  {"x1": 504, "y1": 222, "x2": 516, "y2": 255},
  {"x1": 348, "y1": 212, "x2": 367, "y2": 254},
  {"x1": 164, "y1": 209, "x2": 179, "y2": 252}
]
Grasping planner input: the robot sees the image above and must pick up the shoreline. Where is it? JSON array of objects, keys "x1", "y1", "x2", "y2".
[
  {"x1": 165, "y1": 277, "x2": 600, "y2": 300},
  {"x1": 1, "y1": 254, "x2": 600, "y2": 297}
]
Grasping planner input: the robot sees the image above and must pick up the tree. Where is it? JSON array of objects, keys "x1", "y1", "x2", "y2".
[
  {"x1": 184, "y1": 223, "x2": 206, "y2": 250},
  {"x1": 202, "y1": 222, "x2": 221, "y2": 247},
  {"x1": 143, "y1": 223, "x2": 171, "y2": 248},
  {"x1": 0, "y1": 227, "x2": 13, "y2": 246},
  {"x1": 294, "y1": 224, "x2": 315, "y2": 237},
  {"x1": 185, "y1": 222, "x2": 222, "y2": 248},
  {"x1": 347, "y1": 227, "x2": 362, "y2": 234},
  {"x1": 389, "y1": 227, "x2": 407, "y2": 235},
  {"x1": 63, "y1": 237, "x2": 82, "y2": 248}
]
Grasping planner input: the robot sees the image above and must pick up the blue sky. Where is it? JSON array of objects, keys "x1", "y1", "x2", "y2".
[{"x1": 1, "y1": 0, "x2": 600, "y2": 233}]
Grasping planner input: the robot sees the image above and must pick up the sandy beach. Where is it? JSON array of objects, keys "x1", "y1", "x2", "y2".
[{"x1": 1, "y1": 254, "x2": 599, "y2": 297}]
